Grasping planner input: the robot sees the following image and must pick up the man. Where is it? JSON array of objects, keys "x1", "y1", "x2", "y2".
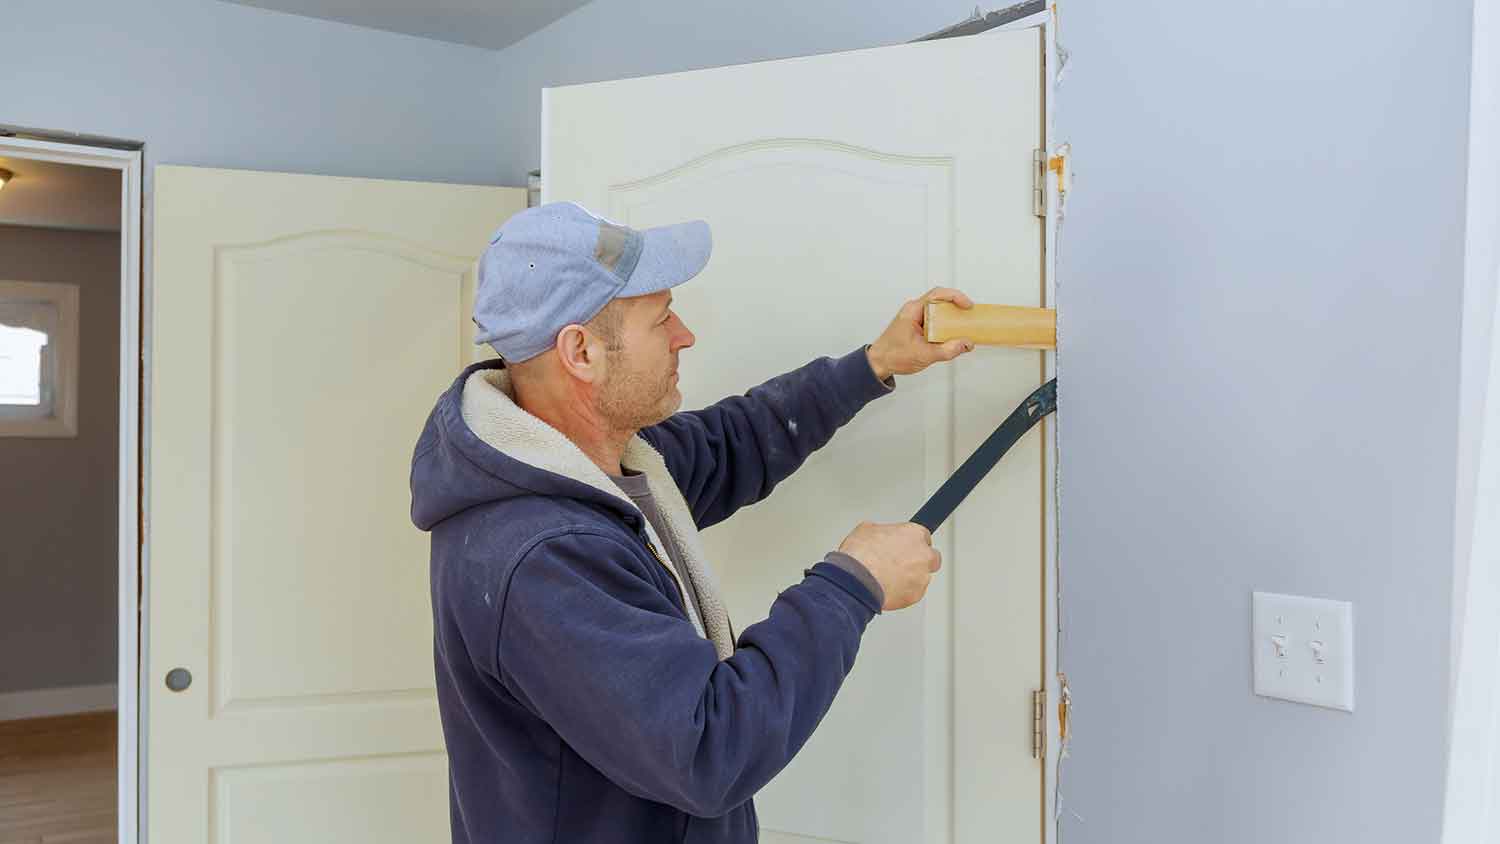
[{"x1": 410, "y1": 202, "x2": 976, "y2": 843}]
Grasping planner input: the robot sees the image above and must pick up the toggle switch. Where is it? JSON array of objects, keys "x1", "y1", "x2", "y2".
[{"x1": 1252, "y1": 592, "x2": 1354, "y2": 712}]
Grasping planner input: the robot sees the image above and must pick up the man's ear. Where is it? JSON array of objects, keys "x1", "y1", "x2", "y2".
[{"x1": 554, "y1": 324, "x2": 606, "y2": 385}]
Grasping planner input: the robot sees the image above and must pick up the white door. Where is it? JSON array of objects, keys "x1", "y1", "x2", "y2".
[
  {"x1": 147, "y1": 166, "x2": 525, "y2": 842},
  {"x1": 544, "y1": 28, "x2": 1047, "y2": 844}
]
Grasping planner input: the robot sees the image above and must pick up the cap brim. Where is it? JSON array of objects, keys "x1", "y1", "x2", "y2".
[{"x1": 617, "y1": 220, "x2": 712, "y2": 297}]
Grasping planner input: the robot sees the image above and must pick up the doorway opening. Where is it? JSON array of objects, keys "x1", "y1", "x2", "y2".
[{"x1": 0, "y1": 134, "x2": 142, "y2": 844}]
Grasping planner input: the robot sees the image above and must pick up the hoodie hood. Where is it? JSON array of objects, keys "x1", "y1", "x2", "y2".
[
  {"x1": 410, "y1": 360, "x2": 638, "y2": 532},
  {"x1": 410, "y1": 359, "x2": 735, "y2": 658}
]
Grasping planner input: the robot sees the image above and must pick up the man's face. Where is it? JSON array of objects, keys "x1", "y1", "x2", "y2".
[{"x1": 594, "y1": 290, "x2": 695, "y2": 431}]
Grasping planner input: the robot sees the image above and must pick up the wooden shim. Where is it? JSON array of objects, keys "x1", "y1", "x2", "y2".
[{"x1": 925, "y1": 302, "x2": 1056, "y2": 349}]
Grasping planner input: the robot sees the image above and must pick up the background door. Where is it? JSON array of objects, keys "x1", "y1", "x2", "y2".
[
  {"x1": 544, "y1": 27, "x2": 1047, "y2": 844},
  {"x1": 148, "y1": 166, "x2": 524, "y2": 842}
]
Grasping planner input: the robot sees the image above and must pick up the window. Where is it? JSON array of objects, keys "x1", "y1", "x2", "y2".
[{"x1": 0, "y1": 281, "x2": 79, "y2": 437}]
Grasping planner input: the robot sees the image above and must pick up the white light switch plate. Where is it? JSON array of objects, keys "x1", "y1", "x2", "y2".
[{"x1": 1252, "y1": 591, "x2": 1355, "y2": 711}]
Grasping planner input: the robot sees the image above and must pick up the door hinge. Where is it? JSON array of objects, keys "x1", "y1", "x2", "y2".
[
  {"x1": 1032, "y1": 688, "x2": 1047, "y2": 759},
  {"x1": 1032, "y1": 148, "x2": 1047, "y2": 218}
]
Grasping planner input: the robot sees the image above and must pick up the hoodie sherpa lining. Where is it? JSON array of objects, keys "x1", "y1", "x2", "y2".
[{"x1": 459, "y1": 367, "x2": 735, "y2": 659}]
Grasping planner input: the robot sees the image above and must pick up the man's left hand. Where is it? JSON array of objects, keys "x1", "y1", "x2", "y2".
[{"x1": 866, "y1": 287, "x2": 976, "y2": 381}]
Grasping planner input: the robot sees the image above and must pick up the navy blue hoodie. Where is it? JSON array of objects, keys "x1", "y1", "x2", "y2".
[{"x1": 410, "y1": 346, "x2": 894, "y2": 843}]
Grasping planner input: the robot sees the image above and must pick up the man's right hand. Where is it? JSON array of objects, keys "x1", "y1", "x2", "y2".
[{"x1": 836, "y1": 521, "x2": 941, "y2": 611}]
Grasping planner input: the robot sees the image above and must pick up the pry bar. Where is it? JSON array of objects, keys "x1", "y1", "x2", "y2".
[{"x1": 910, "y1": 378, "x2": 1057, "y2": 532}]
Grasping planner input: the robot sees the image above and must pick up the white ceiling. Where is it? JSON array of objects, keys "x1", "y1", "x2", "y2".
[
  {"x1": 219, "y1": 0, "x2": 593, "y2": 50},
  {"x1": 0, "y1": 158, "x2": 121, "y2": 233}
]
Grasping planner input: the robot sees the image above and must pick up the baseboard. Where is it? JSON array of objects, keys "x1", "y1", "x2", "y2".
[{"x1": 0, "y1": 683, "x2": 118, "y2": 721}]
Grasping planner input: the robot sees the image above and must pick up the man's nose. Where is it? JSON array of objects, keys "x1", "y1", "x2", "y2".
[{"x1": 673, "y1": 320, "x2": 696, "y2": 350}]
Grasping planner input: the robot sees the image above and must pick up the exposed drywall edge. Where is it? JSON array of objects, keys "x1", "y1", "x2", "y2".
[
  {"x1": 1043, "y1": 5, "x2": 1074, "y2": 840},
  {"x1": 0, "y1": 683, "x2": 118, "y2": 721}
]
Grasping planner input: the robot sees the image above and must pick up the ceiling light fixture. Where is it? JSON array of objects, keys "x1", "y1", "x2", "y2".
[{"x1": 0, "y1": 168, "x2": 11, "y2": 190}]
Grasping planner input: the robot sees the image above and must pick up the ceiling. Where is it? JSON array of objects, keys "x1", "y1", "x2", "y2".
[
  {"x1": 219, "y1": 0, "x2": 593, "y2": 50},
  {"x1": 0, "y1": 158, "x2": 121, "y2": 233}
]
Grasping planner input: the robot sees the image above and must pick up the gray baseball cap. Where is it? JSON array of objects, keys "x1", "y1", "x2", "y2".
[{"x1": 473, "y1": 201, "x2": 712, "y2": 363}]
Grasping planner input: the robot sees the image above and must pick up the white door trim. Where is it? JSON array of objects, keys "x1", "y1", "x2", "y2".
[{"x1": 0, "y1": 135, "x2": 143, "y2": 844}]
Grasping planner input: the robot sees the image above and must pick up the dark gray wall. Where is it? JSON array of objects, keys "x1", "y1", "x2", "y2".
[
  {"x1": 1052, "y1": 1, "x2": 1472, "y2": 842},
  {"x1": 0, "y1": 226, "x2": 120, "y2": 694},
  {"x1": 489, "y1": 0, "x2": 992, "y2": 184},
  {"x1": 3, "y1": 0, "x2": 507, "y2": 187}
]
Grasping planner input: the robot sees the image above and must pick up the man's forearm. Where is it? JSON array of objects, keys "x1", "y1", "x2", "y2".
[{"x1": 865, "y1": 343, "x2": 896, "y2": 383}]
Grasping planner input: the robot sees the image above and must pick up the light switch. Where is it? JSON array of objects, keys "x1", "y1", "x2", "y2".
[{"x1": 1252, "y1": 592, "x2": 1354, "y2": 712}]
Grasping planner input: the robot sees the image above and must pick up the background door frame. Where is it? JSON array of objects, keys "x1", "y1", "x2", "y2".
[{"x1": 0, "y1": 134, "x2": 143, "y2": 844}]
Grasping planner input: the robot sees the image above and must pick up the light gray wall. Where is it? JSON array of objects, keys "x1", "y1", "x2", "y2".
[
  {"x1": 1053, "y1": 1, "x2": 1472, "y2": 842},
  {"x1": 0, "y1": 226, "x2": 121, "y2": 694},
  {"x1": 3, "y1": 0, "x2": 507, "y2": 187},
  {"x1": 488, "y1": 0, "x2": 991, "y2": 184}
]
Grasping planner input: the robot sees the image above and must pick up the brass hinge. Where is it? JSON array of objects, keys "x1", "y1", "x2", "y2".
[
  {"x1": 1032, "y1": 688, "x2": 1047, "y2": 759},
  {"x1": 1032, "y1": 149, "x2": 1046, "y2": 218}
]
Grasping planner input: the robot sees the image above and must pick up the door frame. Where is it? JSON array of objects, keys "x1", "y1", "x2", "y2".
[
  {"x1": 0, "y1": 135, "x2": 144, "y2": 844},
  {"x1": 1038, "y1": 12, "x2": 1065, "y2": 844}
]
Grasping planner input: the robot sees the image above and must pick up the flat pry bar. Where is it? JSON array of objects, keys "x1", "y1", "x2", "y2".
[{"x1": 910, "y1": 378, "x2": 1057, "y2": 532}]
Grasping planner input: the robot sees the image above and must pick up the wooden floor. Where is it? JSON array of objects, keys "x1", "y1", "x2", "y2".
[{"x1": 0, "y1": 713, "x2": 116, "y2": 844}]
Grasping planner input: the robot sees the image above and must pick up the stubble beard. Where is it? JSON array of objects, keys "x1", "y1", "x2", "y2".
[{"x1": 596, "y1": 349, "x2": 680, "y2": 433}]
